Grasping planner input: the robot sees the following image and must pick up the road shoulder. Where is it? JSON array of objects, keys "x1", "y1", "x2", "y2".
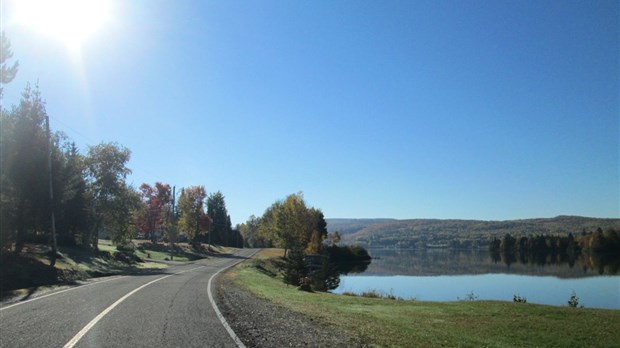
[{"x1": 215, "y1": 271, "x2": 364, "y2": 348}]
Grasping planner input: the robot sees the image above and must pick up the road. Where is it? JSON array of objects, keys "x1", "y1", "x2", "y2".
[{"x1": 0, "y1": 249, "x2": 256, "y2": 348}]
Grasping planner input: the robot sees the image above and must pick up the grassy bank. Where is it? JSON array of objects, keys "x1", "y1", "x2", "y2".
[
  {"x1": 228, "y1": 249, "x2": 620, "y2": 347},
  {"x1": 99, "y1": 239, "x2": 233, "y2": 262},
  {"x1": 1, "y1": 240, "x2": 232, "y2": 299}
]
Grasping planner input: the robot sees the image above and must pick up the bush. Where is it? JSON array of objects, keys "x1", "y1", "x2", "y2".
[
  {"x1": 361, "y1": 290, "x2": 382, "y2": 298},
  {"x1": 282, "y1": 248, "x2": 307, "y2": 287},
  {"x1": 568, "y1": 291, "x2": 581, "y2": 308},
  {"x1": 458, "y1": 291, "x2": 478, "y2": 301},
  {"x1": 114, "y1": 251, "x2": 143, "y2": 264},
  {"x1": 328, "y1": 245, "x2": 371, "y2": 263},
  {"x1": 116, "y1": 241, "x2": 136, "y2": 253}
]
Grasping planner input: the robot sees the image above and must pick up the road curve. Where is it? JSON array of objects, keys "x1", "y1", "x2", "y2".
[{"x1": 0, "y1": 249, "x2": 257, "y2": 348}]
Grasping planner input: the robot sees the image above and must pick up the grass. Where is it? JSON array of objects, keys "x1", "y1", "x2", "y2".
[
  {"x1": 131, "y1": 240, "x2": 233, "y2": 262},
  {"x1": 1, "y1": 240, "x2": 235, "y2": 299},
  {"x1": 227, "y1": 249, "x2": 620, "y2": 348}
]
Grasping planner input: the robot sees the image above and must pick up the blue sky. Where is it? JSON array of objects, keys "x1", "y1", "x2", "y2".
[{"x1": 2, "y1": 0, "x2": 618, "y2": 224}]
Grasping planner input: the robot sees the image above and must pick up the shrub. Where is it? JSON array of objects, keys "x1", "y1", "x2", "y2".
[
  {"x1": 458, "y1": 291, "x2": 478, "y2": 301},
  {"x1": 568, "y1": 291, "x2": 581, "y2": 308},
  {"x1": 361, "y1": 290, "x2": 382, "y2": 298},
  {"x1": 113, "y1": 250, "x2": 143, "y2": 264},
  {"x1": 513, "y1": 294, "x2": 527, "y2": 303},
  {"x1": 116, "y1": 241, "x2": 136, "y2": 253}
]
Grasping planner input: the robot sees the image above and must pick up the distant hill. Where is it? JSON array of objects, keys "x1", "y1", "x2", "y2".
[
  {"x1": 326, "y1": 216, "x2": 620, "y2": 249},
  {"x1": 325, "y1": 218, "x2": 396, "y2": 234}
]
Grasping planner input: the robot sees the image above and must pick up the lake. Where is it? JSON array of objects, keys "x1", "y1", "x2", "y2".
[{"x1": 332, "y1": 249, "x2": 620, "y2": 310}]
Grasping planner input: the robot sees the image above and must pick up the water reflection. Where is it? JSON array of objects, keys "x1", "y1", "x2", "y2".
[
  {"x1": 362, "y1": 249, "x2": 620, "y2": 278},
  {"x1": 335, "y1": 259, "x2": 370, "y2": 275}
]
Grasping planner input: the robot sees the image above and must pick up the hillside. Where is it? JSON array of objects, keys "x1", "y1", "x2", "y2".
[
  {"x1": 327, "y1": 216, "x2": 620, "y2": 249},
  {"x1": 325, "y1": 218, "x2": 396, "y2": 234}
]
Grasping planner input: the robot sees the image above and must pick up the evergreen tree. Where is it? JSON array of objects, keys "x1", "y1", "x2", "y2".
[
  {"x1": 0, "y1": 31, "x2": 19, "y2": 97},
  {"x1": 1, "y1": 85, "x2": 49, "y2": 254},
  {"x1": 207, "y1": 191, "x2": 231, "y2": 245}
]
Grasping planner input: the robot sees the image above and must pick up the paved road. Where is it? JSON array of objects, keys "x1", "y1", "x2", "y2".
[{"x1": 0, "y1": 249, "x2": 256, "y2": 348}]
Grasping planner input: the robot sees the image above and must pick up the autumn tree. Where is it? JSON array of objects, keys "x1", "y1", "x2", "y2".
[
  {"x1": 136, "y1": 182, "x2": 172, "y2": 242},
  {"x1": 238, "y1": 215, "x2": 270, "y2": 248},
  {"x1": 258, "y1": 192, "x2": 328, "y2": 256},
  {"x1": 306, "y1": 208, "x2": 328, "y2": 254},
  {"x1": 178, "y1": 186, "x2": 211, "y2": 244},
  {"x1": 257, "y1": 193, "x2": 339, "y2": 291}
]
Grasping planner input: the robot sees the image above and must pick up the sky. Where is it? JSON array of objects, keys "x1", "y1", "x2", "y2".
[{"x1": 1, "y1": 0, "x2": 618, "y2": 225}]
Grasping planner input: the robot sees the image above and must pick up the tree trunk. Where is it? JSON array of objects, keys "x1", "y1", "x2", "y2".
[
  {"x1": 14, "y1": 227, "x2": 25, "y2": 255},
  {"x1": 92, "y1": 220, "x2": 100, "y2": 251}
]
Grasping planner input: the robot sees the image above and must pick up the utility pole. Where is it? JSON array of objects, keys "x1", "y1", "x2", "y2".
[
  {"x1": 169, "y1": 185, "x2": 176, "y2": 260},
  {"x1": 46, "y1": 114, "x2": 58, "y2": 267},
  {"x1": 171, "y1": 186, "x2": 176, "y2": 219}
]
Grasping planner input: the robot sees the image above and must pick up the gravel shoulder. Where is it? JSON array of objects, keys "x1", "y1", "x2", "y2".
[{"x1": 215, "y1": 272, "x2": 365, "y2": 348}]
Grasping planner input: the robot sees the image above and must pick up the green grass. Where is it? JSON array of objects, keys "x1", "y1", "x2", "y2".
[{"x1": 228, "y1": 249, "x2": 620, "y2": 348}]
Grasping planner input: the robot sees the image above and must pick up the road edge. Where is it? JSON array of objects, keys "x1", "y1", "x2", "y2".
[{"x1": 207, "y1": 249, "x2": 259, "y2": 348}]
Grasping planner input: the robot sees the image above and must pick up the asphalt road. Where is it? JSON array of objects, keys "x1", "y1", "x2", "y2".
[{"x1": 0, "y1": 249, "x2": 257, "y2": 348}]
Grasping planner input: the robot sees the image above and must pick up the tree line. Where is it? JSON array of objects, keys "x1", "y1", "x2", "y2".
[
  {"x1": 489, "y1": 228, "x2": 620, "y2": 255},
  {"x1": 0, "y1": 33, "x2": 241, "y2": 260}
]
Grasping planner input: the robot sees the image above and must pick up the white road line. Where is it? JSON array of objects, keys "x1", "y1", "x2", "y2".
[
  {"x1": 63, "y1": 266, "x2": 205, "y2": 348},
  {"x1": 0, "y1": 276, "x2": 127, "y2": 311},
  {"x1": 207, "y1": 250, "x2": 259, "y2": 348}
]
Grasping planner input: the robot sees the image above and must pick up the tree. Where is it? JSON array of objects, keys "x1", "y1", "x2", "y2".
[
  {"x1": 85, "y1": 142, "x2": 136, "y2": 247},
  {"x1": 305, "y1": 208, "x2": 328, "y2": 254},
  {"x1": 0, "y1": 31, "x2": 19, "y2": 98},
  {"x1": 257, "y1": 192, "x2": 328, "y2": 256},
  {"x1": 136, "y1": 182, "x2": 172, "y2": 242},
  {"x1": 257, "y1": 201, "x2": 282, "y2": 248},
  {"x1": 238, "y1": 215, "x2": 269, "y2": 248},
  {"x1": 0, "y1": 85, "x2": 49, "y2": 254},
  {"x1": 500, "y1": 233, "x2": 516, "y2": 252},
  {"x1": 207, "y1": 191, "x2": 231, "y2": 246},
  {"x1": 328, "y1": 231, "x2": 341, "y2": 247},
  {"x1": 106, "y1": 185, "x2": 140, "y2": 244},
  {"x1": 53, "y1": 139, "x2": 92, "y2": 246},
  {"x1": 177, "y1": 186, "x2": 210, "y2": 244}
]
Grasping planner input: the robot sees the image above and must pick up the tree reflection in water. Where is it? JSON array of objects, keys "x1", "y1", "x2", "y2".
[{"x1": 358, "y1": 248, "x2": 619, "y2": 277}]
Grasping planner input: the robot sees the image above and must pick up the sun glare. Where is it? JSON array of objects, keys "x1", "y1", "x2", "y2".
[{"x1": 16, "y1": 0, "x2": 110, "y2": 50}]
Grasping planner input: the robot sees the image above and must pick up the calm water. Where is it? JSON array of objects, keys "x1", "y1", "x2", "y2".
[{"x1": 333, "y1": 249, "x2": 620, "y2": 309}]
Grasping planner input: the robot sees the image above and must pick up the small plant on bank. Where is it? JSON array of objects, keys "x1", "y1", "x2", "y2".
[
  {"x1": 568, "y1": 291, "x2": 583, "y2": 308},
  {"x1": 513, "y1": 294, "x2": 527, "y2": 303},
  {"x1": 458, "y1": 291, "x2": 478, "y2": 301},
  {"x1": 361, "y1": 290, "x2": 382, "y2": 298},
  {"x1": 342, "y1": 291, "x2": 358, "y2": 297}
]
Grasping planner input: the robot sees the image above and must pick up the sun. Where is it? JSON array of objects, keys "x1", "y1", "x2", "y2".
[{"x1": 16, "y1": 0, "x2": 110, "y2": 50}]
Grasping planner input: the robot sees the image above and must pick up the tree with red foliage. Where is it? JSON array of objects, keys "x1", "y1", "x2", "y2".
[{"x1": 136, "y1": 182, "x2": 172, "y2": 242}]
